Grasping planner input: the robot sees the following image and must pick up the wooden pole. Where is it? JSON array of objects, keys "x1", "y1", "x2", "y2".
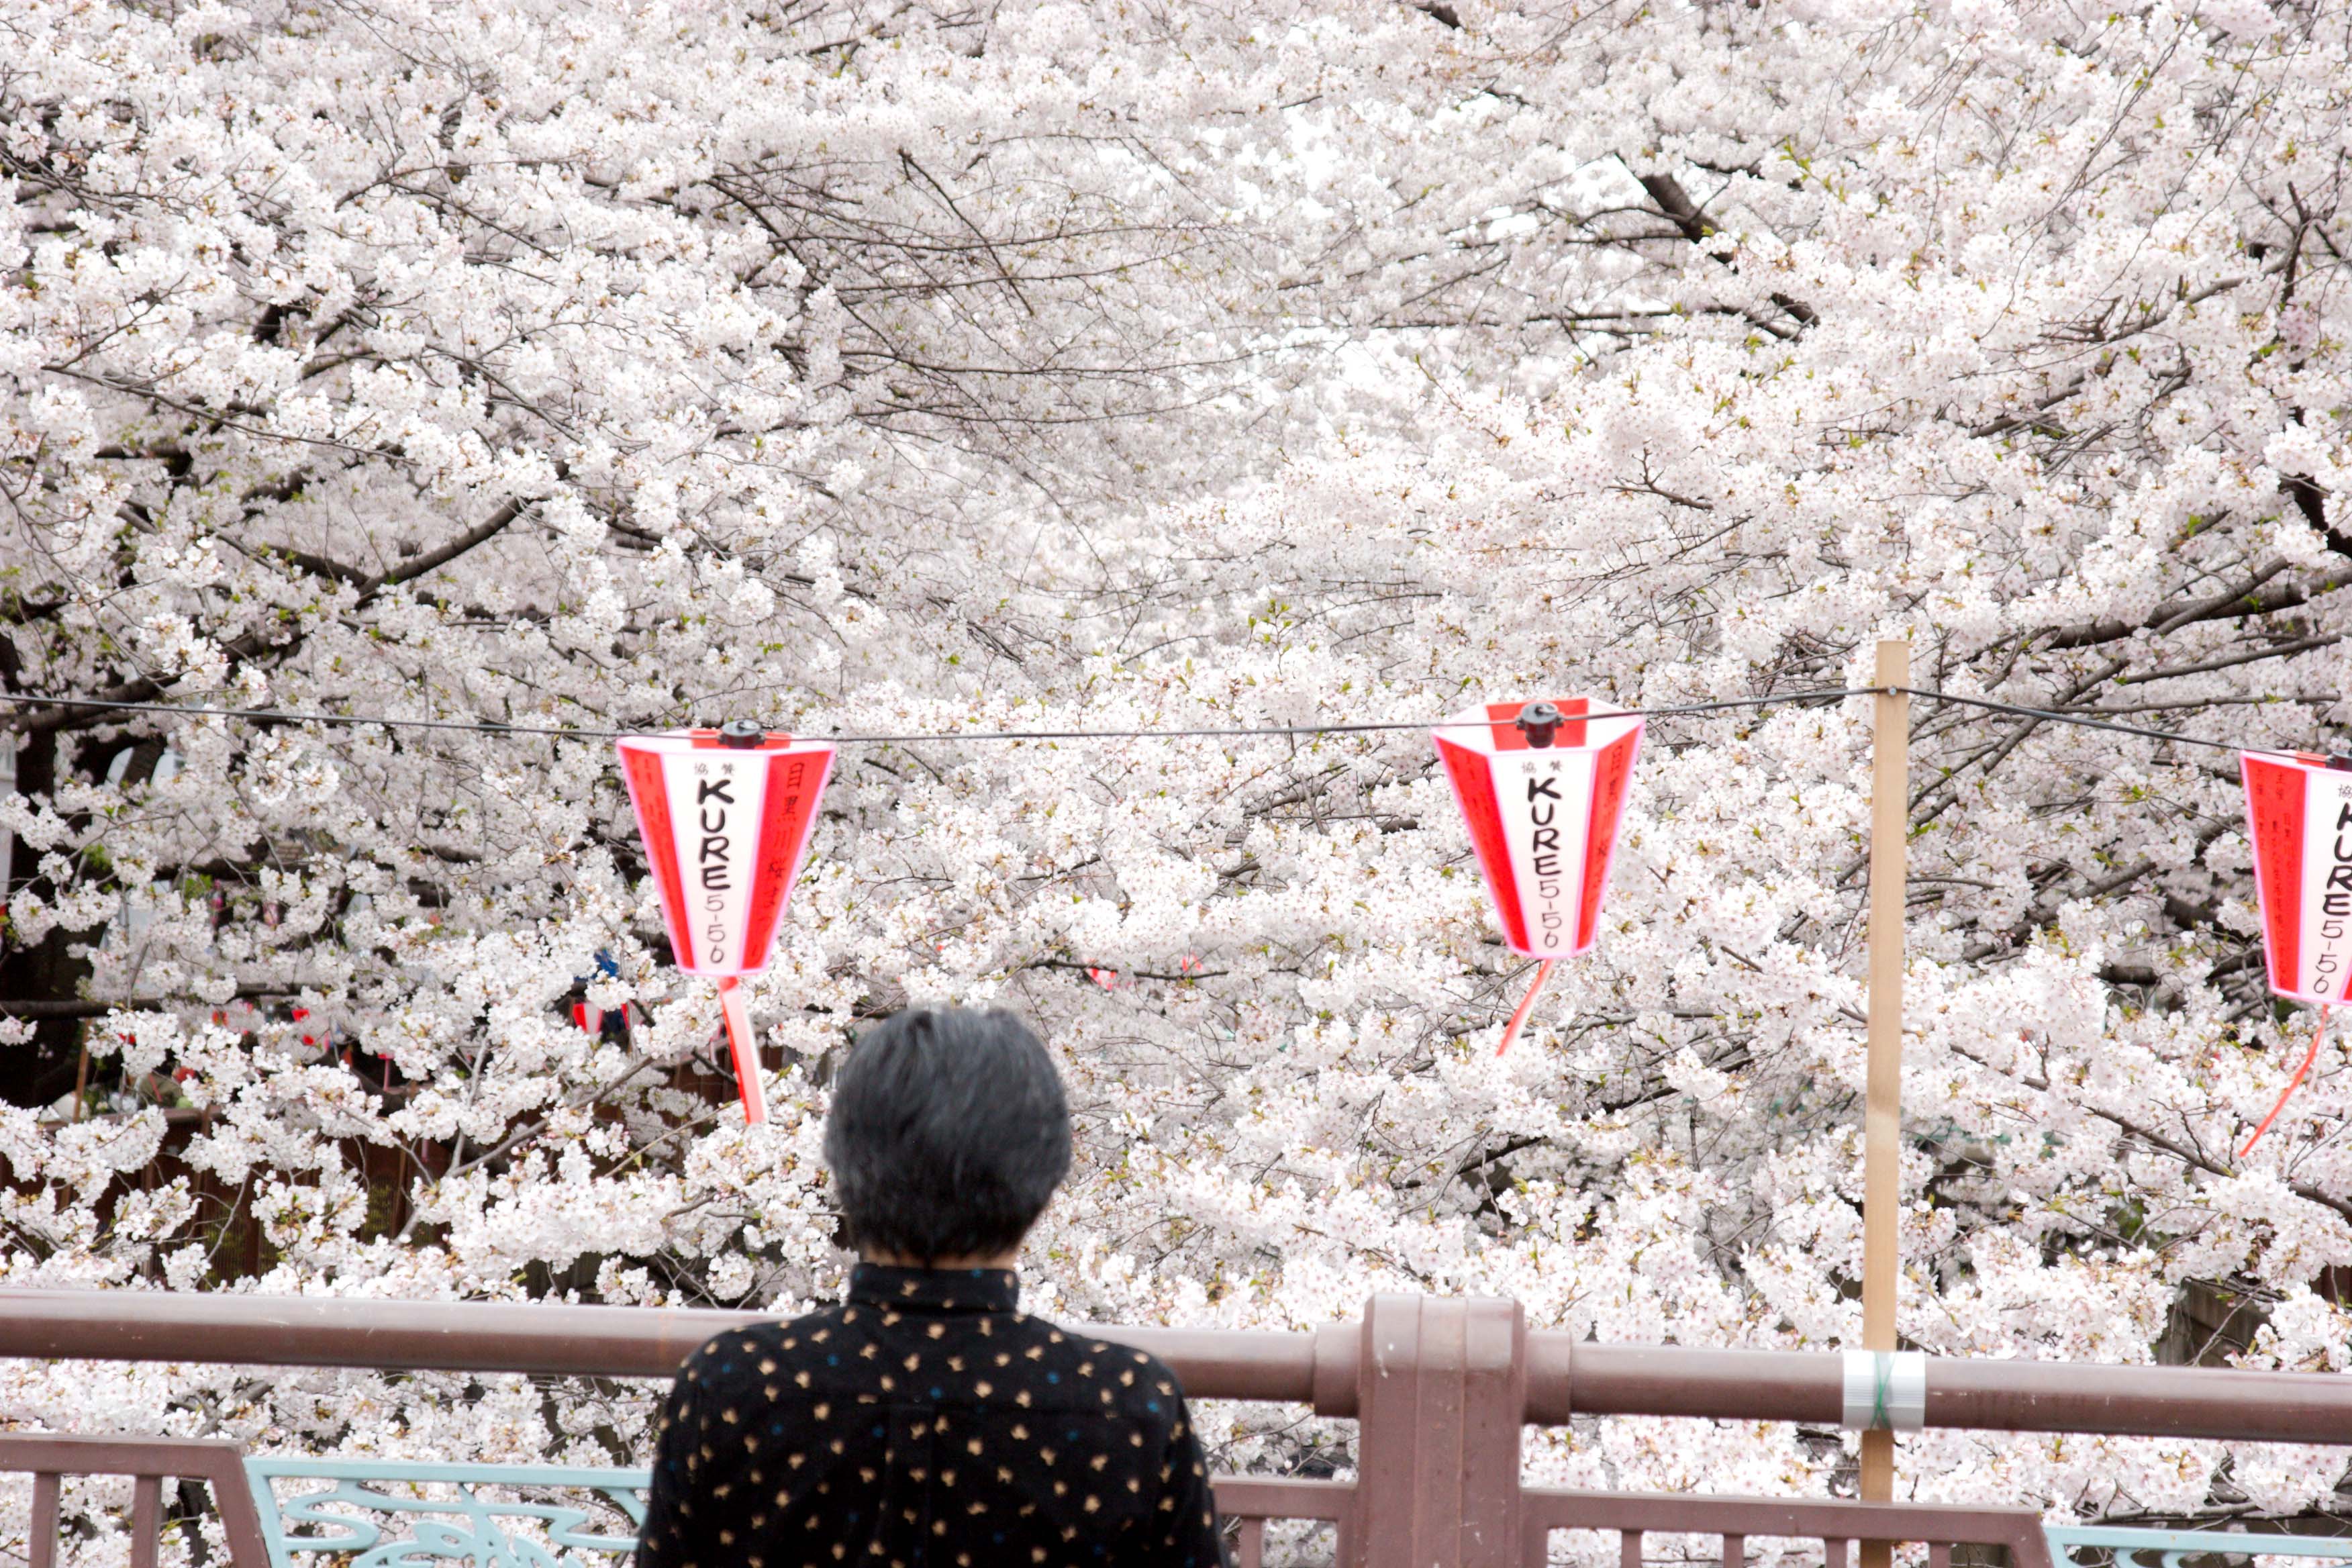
[{"x1": 1860, "y1": 638, "x2": 1908, "y2": 1559}]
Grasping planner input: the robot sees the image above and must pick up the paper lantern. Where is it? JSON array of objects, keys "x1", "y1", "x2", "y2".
[
  {"x1": 617, "y1": 724, "x2": 835, "y2": 1123},
  {"x1": 2236, "y1": 749, "x2": 2352, "y2": 1153},
  {"x1": 1433, "y1": 697, "x2": 1643, "y2": 1050},
  {"x1": 2241, "y1": 751, "x2": 2352, "y2": 1003}
]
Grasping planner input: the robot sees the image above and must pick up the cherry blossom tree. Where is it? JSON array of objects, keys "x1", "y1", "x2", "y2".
[{"x1": 2, "y1": 0, "x2": 2351, "y2": 1550}]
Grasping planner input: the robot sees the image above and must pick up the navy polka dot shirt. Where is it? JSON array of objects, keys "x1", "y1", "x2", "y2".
[{"x1": 635, "y1": 1265, "x2": 1228, "y2": 1568}]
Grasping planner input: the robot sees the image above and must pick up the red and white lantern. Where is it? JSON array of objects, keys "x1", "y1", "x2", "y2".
[
  {"x1": 2241, "y1": 751, "x2": 2352, "y2": 1003},
  {"x1": 617, "y1": 726, "x2": 835, "y2": 1123},
  {"x1": 2236, "y1": 749, "x2": 2352, "y2": 1151},
  {"x1": 1433, "y1": 697, "x2": 1642, "y2": 1050}
]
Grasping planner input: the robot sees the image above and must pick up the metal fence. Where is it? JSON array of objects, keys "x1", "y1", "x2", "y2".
[{"x1": 2, "y1": 1289, "x2": 2348, "y2": 1567}]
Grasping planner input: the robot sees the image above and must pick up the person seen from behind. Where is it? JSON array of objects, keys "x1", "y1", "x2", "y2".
[{"x1": 636, "y1": 1006, "x2": 1228, "y2": 1568}]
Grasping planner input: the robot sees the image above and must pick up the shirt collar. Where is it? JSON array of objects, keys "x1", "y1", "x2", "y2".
[{"x1": 848, "y1": 1263, "x2": 1020, "y2": 1314}]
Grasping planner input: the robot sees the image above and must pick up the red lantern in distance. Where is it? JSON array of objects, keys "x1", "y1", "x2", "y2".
[
  {"x1": 1434, "y1": 697, "x2": 1643, "y2": 1053},
  {"x1": 617, "y1": 722, "x2": 834, "y2": 1124}
]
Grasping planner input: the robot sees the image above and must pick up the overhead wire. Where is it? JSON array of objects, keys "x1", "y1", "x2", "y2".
[
  {"x1": 0, "y1": 684, "x2": 2323, "y2": 753},
  {"x1": 1891, "y1": 687, "x2": 2261, "y2": 756},
  {"x1": 0, "y1": 688, "x2": 1861, "y2": 742}
]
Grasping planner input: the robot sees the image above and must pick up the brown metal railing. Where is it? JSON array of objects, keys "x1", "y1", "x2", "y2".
[
  {"x1": 1518, "y1": 1492, "x2": 2055, "y2": 1568},
  {"x1": 0, "y1": 1434, "x2": 268, "y2": 1568},
  {"x1": 4, "y1": 1285, "x2": 2346, "y2": 1443},
  {"x1": 1216, "y1": 1477, "x2": 1355, "y2": 1568},
  {"x1": 3, "y1": 1287, "x2": 2349, "y2": 1567}
]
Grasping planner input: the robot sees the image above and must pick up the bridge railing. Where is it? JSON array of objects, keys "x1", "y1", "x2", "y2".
[{"x1": 2, "y1": 1289, "x2": 2349, "y2": 1567}]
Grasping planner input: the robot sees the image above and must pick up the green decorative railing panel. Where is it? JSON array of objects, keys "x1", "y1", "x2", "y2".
[
  {"x1": 244, "y1": 1459, "x2": 652, "y2": 1568},
  {"x1": 2049, "y1": 1526, "x2": 2352, "y2": 1568}
]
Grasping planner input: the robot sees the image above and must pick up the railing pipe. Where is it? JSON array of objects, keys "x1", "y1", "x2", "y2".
[
  {"x1": 1922, "y1": 1355, "x2": 2352, "y2": 1444},
  {"x1": 0, "y1": 1289, "x2": 1328, "y2": 1404},
  {"x1": 1547, "y1": 1340, "x2": 2352, "y2": 1444},
  {"x1": 5, "y1": 1291, "x2": 2352, "y2": 1447},
  {"x1": 1539, "y1": 1342, "x2": 1843, "y2": 1425},
  {"x1": 0, "y1": 1290, "x2": 743, "y2": 1379}
]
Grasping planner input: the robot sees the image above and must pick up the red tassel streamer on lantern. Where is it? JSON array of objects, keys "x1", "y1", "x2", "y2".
[
  {"x1": 1495, "y1": 959, "x2": 1556, "y2": 1057},
  {"x1": 717, "y1": 975, "x2": 769, "y2": 1126},
  {"x1": 2240, "y1": 1003, "x2": 2326, "y2": 1159}
]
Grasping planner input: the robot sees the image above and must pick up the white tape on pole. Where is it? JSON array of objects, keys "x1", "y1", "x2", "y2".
[{"x1": 1841, "y1": 1350, "x2": 1927, "y2": 1432}]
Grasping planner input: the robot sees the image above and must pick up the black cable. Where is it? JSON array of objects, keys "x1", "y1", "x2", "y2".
[
  {"x1": 1893, "y1": 687, "x2": 2268, "y2": 756},
  {"x1": 0, "y1": 683, "x2": 2320, "y2": 754},
  {"x1": 0, "y1": 687, "x2": 1863, "y2": 744},
  {"x1": 825, "y1": 687, "x2": 1862, "y2": 743},
  {"x1": 0, "y1": 693, "x2": 627, "y2": 740}
]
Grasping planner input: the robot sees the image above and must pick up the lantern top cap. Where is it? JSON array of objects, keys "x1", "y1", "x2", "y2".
[
  {"x1": 1434, "y1": 696, "x2": 1638, "y2": 756},
  {"x1": 2245, "y1": 750, "x2": 2352, "y2": 771},
  {"x1": 1517, "y1": 701, "x2": 1565, "y2": 748},
  {"x1": 613, "y1": 728, "x2": 831, "y2": 755}
]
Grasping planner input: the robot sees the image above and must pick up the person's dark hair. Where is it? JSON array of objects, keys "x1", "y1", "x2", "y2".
[{"x1": 824, "y1": 1007, "x2": 1071, "y2": 1262}]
